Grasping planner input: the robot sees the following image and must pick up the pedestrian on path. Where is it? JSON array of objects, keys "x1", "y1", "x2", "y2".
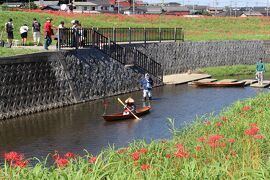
[
  {"x1": 5, "y1": 18, "x2": 14, "y2": 48},
  {"x1": 55, "y1": 21, "x2": 65, "y2": 48},
  {"x1": 32, "y1": 18, "x2": 41, "y2": 46},
  {"x1": 141, "y1": 73, "x2": 153, "y2": 101},
  {"x1": 256, "y1": 58, "x2": 266, "y2": 85},
  {"x1": 20, "y1": 24, "x2": 29, "y2": 46},
  {"x1": 44, "y1": 17, "x2": 54, "y2": 50}
]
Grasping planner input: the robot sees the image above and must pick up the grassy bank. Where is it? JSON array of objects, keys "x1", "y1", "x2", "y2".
[
  {"x1": 0, "y1": 47, "x2": 44, "y2": 57},
  {"x1": 1, "y1": 91, "x2": 270, "y2": 179},
  {"x1": 1, "y1": 11, "x2": 270, "y2": 41},
  {"x1": 197, "y1": 63, "x2": 270, "y2": 77}
]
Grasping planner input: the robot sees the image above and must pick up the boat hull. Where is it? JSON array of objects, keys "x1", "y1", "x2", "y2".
[
  {"x1": 193, "y1": 81, "x2": 245, "y2": 87},
  {"x1": 103, "y1": 106, "x2": 151, "y2": 121}
]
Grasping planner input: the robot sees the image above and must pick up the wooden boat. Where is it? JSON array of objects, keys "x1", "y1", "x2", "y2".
[
  {"x1": 193, "y1": 81, "x2": 246, "y2": 87},
  {"x1": 103, "y1": 106, "x2": 151, "y2": 121}
]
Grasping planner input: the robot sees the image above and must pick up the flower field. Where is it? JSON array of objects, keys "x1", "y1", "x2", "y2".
[{"x1": 1, "y1": 91, "x2": 270, "y2": 179}]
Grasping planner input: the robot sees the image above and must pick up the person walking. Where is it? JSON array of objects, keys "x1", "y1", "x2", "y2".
[
  {"x1": 55, "y1": 21, "x2": 65, "y2": 48},
  {"x1": 256, "y1": 58, "x2": 266, "y2": 85},
  {"x1": 5, "y1": 18, "x2": 14, "y2": 48},
  {"x1": 32, "y1": 18, "x2": 41, "y2": 46},
  {"x1": 44, "y1": 17, "x2": 54, "y2": 50},
  {"x1": 141, "y1": 73, "x2": 153, "y2": 101},
  {"x1": 20, "y1": 24, "x2": 29, "y2": 46},
  {"x1": 71, "y1": 20, "x2": 79, "y2": 48}
]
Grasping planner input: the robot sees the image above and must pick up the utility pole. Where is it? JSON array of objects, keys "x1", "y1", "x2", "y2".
[
  {"x1": 117, "y1": 0, "x2": 120, "y2": 14},
  {"x1": 229, "y1": 0, "x2": 232, "y2": 16},
  {"x1": 133, "y1": 0, "x2": 135, "y2": 14},
  {"x1": 267, "y1": 0, "x2": 269, "y2": 16}
]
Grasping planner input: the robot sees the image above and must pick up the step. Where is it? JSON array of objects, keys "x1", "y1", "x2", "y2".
[
  {"x1": 163, "y1": 73, "x2": 211, "y2": 85},
  {"x1": 250, "y1": 82, "x2": 270, "y2": 88},
  {"x1": 238, "y1": 79, "x2": 257, "y2": 86}
]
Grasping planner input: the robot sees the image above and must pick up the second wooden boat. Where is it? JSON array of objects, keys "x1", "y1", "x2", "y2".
[
  {"x1": 193, "y1": 81, "x2": 246, "y2": 87},
  {"x1": 102, "y1": 106, "x2": 151, "y2": 121}
]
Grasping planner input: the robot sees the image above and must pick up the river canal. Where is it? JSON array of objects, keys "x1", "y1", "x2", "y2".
[{"x1": 0, "y1": 84, "x2": 268, "y2": 159}]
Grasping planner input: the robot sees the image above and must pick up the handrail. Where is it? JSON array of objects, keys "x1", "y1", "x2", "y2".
[{"x1": 59, "y1": 28, "x2": 163, "y2": 80}]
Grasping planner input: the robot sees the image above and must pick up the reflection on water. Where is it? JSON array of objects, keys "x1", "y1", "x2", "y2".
[{"x1": 0, "y1": 84, "x2": 268, "y2": 159}]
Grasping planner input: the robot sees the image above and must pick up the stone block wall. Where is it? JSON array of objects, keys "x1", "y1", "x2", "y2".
[
  {"x1": 0, "y1": 49, "x2": 162, "y2": 120},
  {"x1": 127, "y1": 41, "x2": 268, "y2": 75}
]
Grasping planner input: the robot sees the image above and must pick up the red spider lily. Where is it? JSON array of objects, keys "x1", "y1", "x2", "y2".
[
  {"x1": 52, "y1": 150, "x2": 60, "y2": 160},
  {"x1": 245, "y1": 127, "x2": 260, "y2": 136},
  {"x1": 228, "y1": 139, "x2": 236, "y2": 143},
  {"x1": 56, "y1": 158, "x2": 69, "y2": 168},
  {"x1": 117, "y1": 148, "x2": 128, "y2": 154},
  {"x1": 215, "y1": 122, "x2": 222, "y2": 127},
  {"x1": 208, "y1": 134, "x2": 224, "y2": 143},
  {"x1": 219, "y1": 143, "x2": 227, "y2": 148},
  {"x1": 204, "y1": 121, "x2": 211, "y2": 126},
  {"x1": 14, "y1": 160, "x2": 29, "y2": 168},
  {"x1": 4, "y1": 152, "x2": 23, "y2": 162},
  {"x1": 195, "y1": 146, "x2": 202, "y2": 151},
  {"x1": 138, "y1": 148, "x2": 148, "y2": 154},
  {"x1": 220, "y1": 117, "x2": 228, "y2": 122},
  {"x1": 165, "y1": 154, "x2": 171, "y2": 158},
  {"x1": 131, "y1": 152, "x2": 140, "y2": 161},
  {"x1": 174, "y1": 151, "x2": 190, "y2": 158},
  {"x1": 242, "y1": 106, "x2": 251, "y2": 111},
  {"x1": 249, "y1": 124, "x2": 257, "y2": 127},
  {"x1": 176, "y1": 144, "x2": 184, "y2": 151},
  {"x1": 208, "y1": 142, "x2": 219, "y2": 148},
  {"x1": 197, "y1": 137, "x2": 205, "y2": 142},
  {"x1": 253, "y1": 134, "x2": 265, "y2": 139},
  {"x1": 141, "y1": 164, "x2": 151, "y2": 171},
  {"x1": 64, "y1": 152, "x2": 77, "y2": 159},
  {"x1": 89, "y1": 157, "x2": 97, "y2": 164}
]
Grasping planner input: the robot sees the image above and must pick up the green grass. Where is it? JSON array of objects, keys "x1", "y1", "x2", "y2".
[
  {"x1": 1, "y1": 11, "x2": 270, "y2": 41},
  {"x1": 1, "y1": 91, "x2": 270, "y2": 179},
  {"x1": 196, "y1": 63, "x2": 270, "y2": 77},
  {"x1": 0, "y1": 47, "x2": 44, "y2": 57}
]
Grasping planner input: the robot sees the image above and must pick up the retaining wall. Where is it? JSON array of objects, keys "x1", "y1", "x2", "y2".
[
  {"x1": 0, "y1": 49, "x2": 161, "y2": 120},
  {"x1": 126, "y1": 40, "x2": 268, "y2": 75}
]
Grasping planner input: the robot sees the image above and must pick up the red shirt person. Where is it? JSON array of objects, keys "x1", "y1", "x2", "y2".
[{"x1": 44, "y1": 17, "x2": 54, "y2": 50}]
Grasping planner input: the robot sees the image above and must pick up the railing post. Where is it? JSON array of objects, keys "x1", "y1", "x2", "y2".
[
  {"x1": 159, "y1": 27, "x2": 161, "y2": 43},
  {"x1": 91, "y1": 28, "x2": 95, "y2": 46},
  {"x1": 108, "y1": 38, "x2": 111, "y2": 54},
  {"x1": 113, "y1": 27, "x2": 116, "y2": 42},
  {"x1": 57, "y1": 29, "x2": 61, "y2": 51},
  {"x1": 129, "y1": 27, "x2": 131, "y2": 44},
  {"x1": 174, "y1": 27, "x2": 177, "y2": 42},
  {"x1": 144, "y1": 27, "x2": 146, "y2": 44}
]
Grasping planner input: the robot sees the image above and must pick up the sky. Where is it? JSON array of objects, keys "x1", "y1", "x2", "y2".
[{"x1": 144, "y1": 0, "x2": 270, "y2": 7}]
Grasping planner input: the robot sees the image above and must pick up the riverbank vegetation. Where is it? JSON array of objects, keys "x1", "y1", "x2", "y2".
[
  {"x1": 197, "y1": 63, "x2": 270, "y2": 77},
  {"x1": 1, "y1": 91, "x2": 270, "y2": 179},
  {"x1": 1, "y1": 11, "x2": 270, "y2": 41}
]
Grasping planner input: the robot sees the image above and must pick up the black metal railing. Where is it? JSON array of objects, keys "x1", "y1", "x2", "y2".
[
  {"x1": 58, "y1": 28, "x2": 163, "y2": 80},
  {"x1": 95, "y1": 27, "x2": 184, "y2": 43}
]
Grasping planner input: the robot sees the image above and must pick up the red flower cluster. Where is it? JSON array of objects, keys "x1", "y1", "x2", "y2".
[
  {"x1": 141, "y1": 164, "x2": 151, "y2": 171},
  {"x1": 4, "y1": 151, "x2": 28, "y2": 168},
  {"x1": 64, "y1": 152, "x2": 77, "y2": 159},
  {"x1": 204, "y1": 121, "x2": 211, "y2": 126},
  {"x1": 245, "y1": 127, "x2": 259, "y2": 136},
  {"x1": 56, "y1": 158, "x2": 69, "y2": 168},
  {"x1": 207, "y1": 134, "x2": 224, "y2": 148},
  {"x1": 131, "y1": 148, "x2": 148, "y2": 161},
  {"x1": 89, "y1": 156, "x2": 97, "y2": 164},
  {"x1": 174, "y1": 151, "x2": 190, "y2": 158},
  {"x1": 227, "y1": 139, "x2": 236, "y2": 144},
  {"x1": 220, "y1": 117, "x2": 228, "y2": 122},
  {"x1": 242, "y1": 106, "x2": 251, "y2": 111}
]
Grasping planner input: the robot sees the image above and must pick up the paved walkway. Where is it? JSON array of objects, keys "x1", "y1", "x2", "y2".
[{"x1": 163, "y1": 73, "x2": 211, "y2": 85}]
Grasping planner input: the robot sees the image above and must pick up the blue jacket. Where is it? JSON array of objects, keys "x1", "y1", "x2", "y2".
[{"x1": 141, "y1": 78, "x2": 153, "y2": 90}]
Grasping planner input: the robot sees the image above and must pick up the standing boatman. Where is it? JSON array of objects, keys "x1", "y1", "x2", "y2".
[{"x1": 141, "y1": 73, "x2": 153, "y2": 101}]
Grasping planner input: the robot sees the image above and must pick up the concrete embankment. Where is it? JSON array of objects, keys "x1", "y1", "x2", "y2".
[
  {"x1": 0, "y1": 48, "x2": 162, "y2": 120},
  {"x1": 127, "y1": 40, "x2": 269, "y2": 75}
]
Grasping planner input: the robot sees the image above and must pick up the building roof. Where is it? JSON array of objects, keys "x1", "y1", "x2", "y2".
[
  {"x1": 216, "y1": 10, "x2": 243, "y2": 17},
  {"x1": 73, "y1": 2, "x2": 97, "y2": 6},
  {"x1": 34, "y1": 1, "x2": 58, "y2": 7},
  {"x1": 86, "y1": 0, "x2": 111, "y2": 6},
  {"x1": 163, "y1": 6, "x2": 189, "y2": 12},
  {"x1": 186, "y1": 5, "x2": 208, "y2": 11},
  {"x1": 242, "y1": 11, "x2": 263, "y2": 16},
  {"x1": 145, "y1": 6, "x2": 162, "y2": 14},
  {"x1": 2, "y1": 2, "x2": 23, "y2": 7}
]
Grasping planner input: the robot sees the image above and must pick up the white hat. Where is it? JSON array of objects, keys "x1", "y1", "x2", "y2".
[
  {"x1": 145, "y1": 73, "x2": 150, "y2": 78},
  {"x1": 125, "y1": 97, "x2": 135, "y2": 103}
]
